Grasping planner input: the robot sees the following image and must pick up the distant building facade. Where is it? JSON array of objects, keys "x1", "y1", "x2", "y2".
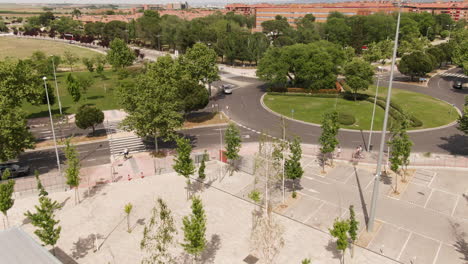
[{"x1": 226, "y1": 1, "x2": 467, "y2": 31}]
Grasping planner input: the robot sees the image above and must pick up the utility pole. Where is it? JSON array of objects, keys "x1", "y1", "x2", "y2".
[
  {"x1": 43, "y1": 77, "x2": 62, "y2": 177},
  {"x1": 368, "y1": 0, "x2": 402, "y2": 232},
  {"x1": 51, "y1": 56, "x2": 62, "y2": 116},
  {"x1": 368, "y1": 67, "x2": 382, "y2": 152}
]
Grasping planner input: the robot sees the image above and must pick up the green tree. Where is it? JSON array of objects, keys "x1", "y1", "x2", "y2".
[
  {"x1": 35, "y1": 170, "x2": 48, "y2": 197},
  {"x1": 141, "y1": 198, "x2": 177, "y2": 264},
  {"x1": 224, "y1": 122, "x2": 242, "y2": 171},
  {"x1": 296, "y1": 14, "x2": 320, "y2": 44},
  {"x1": 198, "y1": 151, "x2": 207, "y2": 180},
  {"x1": 329, "y1": 218, "x2": 350, "y2": 264},
  {"x1": 75, "y1": 105, "x2": 104, "y2": 135},
  {"x1": 399, "y1": 120, "x2": 413, "y2": 181},
  {"x1": 64, "y1": 50, "x2": 79, "y2": 72},
  {"x1": 136, "y1": 10, "x2": 162, "y2": 49},
  {"x1": 38, "y1": 11, "x2": 55, "y2": 26},
  {"x1": 51, "y1": 16, "x2": 82, "y2": 35},
  {"x1": 173, "y1": 137, "x2": 195, "y2": 198},
  {"x1": 181, "y1": 42, "x2": 219, "y2": 96},
  {"x1": 344, "y1": 58, "x2": 374, "y2": 100},
  {"x1": 124, "y1": 202, "x2": 133, "y2": 233},
  {"x1": 181, "y1": 196, "x2": 207, "y2": 261},
  {"x1": 302, "y1": 259, "x2": 311, "y2": 264},
  {"x1": 66, "y1": 73, "x2": 81, "y2": 103},
  {"x1": 458, "y1": 107, "x2": 468, "y2": 135},
  {"x1": 325, "y1": 17, "x2": 351, "y2": 46},
  {"x1": 24, "y1": 188, "x2": 61, "y2": 255},
  {"x1": 319, "y1": 111, "x2": 340, "y2": 172},
  {"x1": 398, "y1": 51, "x2": 434, "y2": 81},
  {"x1": 64, "y1": 139, "x2": 80, "y2": 204},
  {"x1": 107, "y1": 38, "x2": 136, "y2": 69},
  {"x1": 388, "y1": 127, "x2": 405, "y2": 194},
  {"x1": 94, "y1": 54, "x2": 106, "y2": 76},
  {"x1": 0, "y1": 169, "x2": 15, "y2": 228},
  {"x1": 82, "y1": 57, "x2": 95, "y2": 72},
  {"x1": 285, "y1": 136, "x2": 304, "y2": 197},
  {"x1": 118, "y1": 55, "x2": 183, "y2": 154},
  {"x1": 71, "y1": 8, "x2": 81, "y2": 19},
  {"x1": 348, "y1": 205, "x2": 359, "y2": 258},
  {"x1": 261, "y1": 15, "x2": 292, "y2": 40},
  {"x1": 0, "y1": 108, "x2": 35, "y2": 162}
]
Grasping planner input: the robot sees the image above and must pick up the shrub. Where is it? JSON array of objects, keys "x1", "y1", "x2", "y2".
[
  {"x1": 267, "y1": 92, "x2": 338, "y2": 99},
  {"x1": 343, "y1": 91, "x2": 369, "y2": 101},
  {"x1": 311, "y1": 89, "x2": 339, "y2": 94},
  {"x1": 465, "y1": 96, "x2": 468, "y2": 106},
  {"x1": 248, "y1": 189, "x2": 261, "y2": 203},
  {"x1": 287, "y1": 87, "x2": 307, "y2": 93},
  {"x1": 338, "y1": 112, "x2": 356, "y2": 125}
]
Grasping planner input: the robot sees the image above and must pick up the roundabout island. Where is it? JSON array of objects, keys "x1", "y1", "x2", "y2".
[{"x1": 263, "y1": 85, "x2": 459, "y2": 131}]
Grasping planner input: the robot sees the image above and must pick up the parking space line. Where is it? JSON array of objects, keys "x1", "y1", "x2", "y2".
[
  {"x1": 303, "y1": 201, "x2": 325, "y2": 223},
  {"x1": 344, "y1": 170, "x2": 356, "y2": 183},
  {"x1": 432, "y1": 242, "x2": 442, "y2": 264},
  {"x1": 424, "y1": 189, "x2": 434, "y2": 208},
  {"x1": 451, "y1": 195, "x2": 460, "y2": 217},
  {"x1": 366, "y1": 221, "x2": 384, "y2": 249},
  {"x1": 304, "y1": 176, "x2": 330, "y2": 185},
  {"x1": 364, "y1": 175, "x2": 376, "y2": 190},
  {"x1": 397, "y1": 231, "x2": 412, "y2": 260},
  {"x1": 428, "y1": 172, "x2": 437, "y2": 188}
]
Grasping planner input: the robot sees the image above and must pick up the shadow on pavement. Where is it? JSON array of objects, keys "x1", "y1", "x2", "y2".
[
  {"x1": 325, "y1": 239, "x2": 342, "y2": 261},
  {"x1": 354, "y1": 167, "x2": 369, "y2": 229},
  {"x1": 71, "y1": 233, "x2": 101, "y2": 259},
  {"x1": 438, "y1": 134, "x2": 468, "y2": 156},
  {"x1": 201, "y1": 234, "x2": 222, "y2": 264},
  {"x1": 52, "y1": 246, "x2": 78, "y2": 264},
  {"x1": 450, "y1": 220, "x2": 468, "y2": 262}
]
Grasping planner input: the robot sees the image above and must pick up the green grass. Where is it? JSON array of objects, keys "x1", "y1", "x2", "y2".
[
  {"x1": 264, "y1": 87, "x2": 458, "y2": 130},
  {"x1": 22, "y1": 70, "x2": 136, "y2": 118},
  {"x1": 0, "y1": 37, "x2": 100, "y2": 69}
]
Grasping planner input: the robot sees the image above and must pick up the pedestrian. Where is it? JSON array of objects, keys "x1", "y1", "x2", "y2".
[
  {"x1": 336, "y1": 146, "x2": 342, "y2": 158},
  {"x1": 123, "y1": 148, "x2": 129, "y2": 159}
]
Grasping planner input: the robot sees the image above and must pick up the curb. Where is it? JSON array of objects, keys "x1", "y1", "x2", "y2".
[
  {"x1": 26, "y1": 138, "x2": 109, "y2": 152},
  {"x1": 260, "y1": 93, "x2": 459, "y2": 134}
]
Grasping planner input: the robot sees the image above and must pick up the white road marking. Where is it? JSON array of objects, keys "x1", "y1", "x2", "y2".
[
  {"x1": 424, "y1": 189, "x2": 434, "y2": 208},
  {"x1": 28, "y1": 157, "x2": 45, "y2": 161},
  {"x1": 451, "y1": 195, "x2": 460, "y2": 217},
  {"x1": 38, "y1": 166, "x2": 48, "y2": 170},
  {"x1": 303, "y1": 201, "x2": 325, "y2": 223},
  {"x1": 397, "y1": 232, "x2": 412, "y2": 260},
  {"x1": 304, "y1": 176, "x2": 330, "y2": 185},
  {"x1": 39, "y1": 131, "x2": 51, "y2": 134},
  {"x1": 86, "y1": 159, "x2": 97, "y2": 161},
  {"x1": 432, "y1": 242, "x2": 442, "y2": 264}
]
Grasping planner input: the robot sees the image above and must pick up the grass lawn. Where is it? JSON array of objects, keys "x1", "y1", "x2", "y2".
[
  {"x1": 0, "y1": 37, "x2": 100, "y2": 69},
  {"x1": 264, "y1": 87, "x2": 458, "y2": 130},
  {"x1": 22, "y1": 70, "x2": 136, "y2": 118}
]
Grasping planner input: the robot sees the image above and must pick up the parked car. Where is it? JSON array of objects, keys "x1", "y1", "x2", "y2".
[
  {"x1": 453, "y1": 81, "x2": 463, "y2": 89},
  {"x1": 222, "y1": 84, "x2": 233, "y2": 94},
  {"x1": 0, "y1": 163, "x2": 30, "y2": 178}
]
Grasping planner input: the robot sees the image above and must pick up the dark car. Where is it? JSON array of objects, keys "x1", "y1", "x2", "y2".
[
  {"x1": 453, "y1": 81, "x2": 463, "y2": 89},
  {"x1": 0, "y1": 163, "x2": 30, "y2": 178}
]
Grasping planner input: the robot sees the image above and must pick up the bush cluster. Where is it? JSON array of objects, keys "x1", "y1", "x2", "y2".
[{"x1": 337, "y1": 112, "x2": 356, "y2": 125}]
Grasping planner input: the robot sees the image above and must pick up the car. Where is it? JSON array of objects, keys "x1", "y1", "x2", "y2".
[
  {"x1": 453, "y1": 81, "x2": 463, "y2": 89},
  {"x1": 0, "y1": 163, "x2": 30, "y2": 179},
  {"x1": 222, "y1": 84, "x2": 233, "y2": 94}
]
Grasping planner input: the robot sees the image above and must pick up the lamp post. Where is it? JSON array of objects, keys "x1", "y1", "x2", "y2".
[
  {"x1": 368, "y1": 66, "x2": 382, "y2": 152},
  {"x1": 426, "y1": 26, "x2": 431, "y2": 38},
  {"x1": 51, "y1": 55, "x2": 63, "y2": 116},
  {"x1": 43, "y1": 76, "x2": 62, "y2": 177},
  {"x1": 367, "y1": 0, "x2": 402, "y2": 232}
]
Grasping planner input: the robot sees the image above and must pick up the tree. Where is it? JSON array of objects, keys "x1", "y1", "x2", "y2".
[
  {"x1": 64, "y1": 50, "x2": 79, "y2": 72},
  {"x1": 285, "y1": 136, "x2": 303, "y2": 197},
  {"x1": 141, "y1": 198, "x2": 177, "y2": 264},
  {"x1": 457, "y1": 107, "x2": 468, "y2": 135},
  {"x1": 251, "y1": 206, "x2": 285, "y2": 264},
  {"x1": 344, "y1": 58, "x2": 374, "y2": 100},
  {"x1": 0, "y1": 169, "x2": 15, "y2": 228},
  {"x1": 94, "y1": 54, "x2": 106, "y2": 76},
  {"x1": 181, "y1": 196, "x2": 207, "y2": 261},
  {"x1": 319, "y1": 111, "x2": 340, "y2": 172},
  {"x1": 261, "y1": 15, "x2": 292, "y2": 40},
  {"x1": 78, "y1": 75, "x2": 94, "y2": 100},
  {"x1": 35, "y1": 169, "x2": 48, "y2": 197},
  {"x1": 181, "y1": 42, "x2": 219, "y2": 96},
  {"x1": 388, "y1": 126, "x2": 405, "y2": 194},
  {"x1": 0, "y1": 108, "x2": 35, "y2": 162},
  {"x1": 71, "y1": 8, "x2": 82, "y2": 19},
  {"x1": 302, "y1": 259, "x2": 311, "y2": 264},
  {"x1": 224, "y1": 122, "x2": 242, "y2": 172},
  {"x1": 50, "y1": 16, "x2": 82, "y2": 35},
  {"x1": 173, "y1": 137, "x2": 195, "y2": 199},
  {"x1": 329, "y1": 218, "x2": 350, "y2": 264},
  {"x1": 398, "y1": 52, "x2": 434, "y2": 82},
  {"x1": 64, "y1": 139, "x2": 80, "y2": 204},
  {"x1": 198, "y1": 151, "x2": 207, "y2": 180},
  {"x1": 75, "y1": 105, "x2": 104, "y2": 135},
  {"x1": 24, "y1": 185, "x2": 61, "y2": 255},
  {"x1": 107, "y1": 38, "x2": 136, "y2": 69},
  {"x1": 136, "y1": 10, "x2": 162, "y2": 49},
  {"x1": 348, "y1": 205, "x2": 359, "y2": 258},
  {"x1": 118, "y1": 56, "x2": 183, "y2": 155},
  {"x1": 66, "y1": 73, "x2": 81, "y2": 103},
  {"x1": 124, "y1": 202, "x2": 133, "y2": 233},
  {"x1": 325, "y1": 17, "x2": 351, "y2": 46},
  {"x1": 82, "y1": 57, "x2": 95, "y2": 72}
]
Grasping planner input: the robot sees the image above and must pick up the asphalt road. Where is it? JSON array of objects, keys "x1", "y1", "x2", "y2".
[{"x1": 214, "y1": 68, "x2": 468, "y2": 155}]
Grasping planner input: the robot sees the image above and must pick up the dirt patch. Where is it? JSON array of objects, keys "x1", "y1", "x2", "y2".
[
  {"x1": 274, "y1": 193, "x2": 302, "y2": 213},
  {"x1": 356, "y1": 220, "x2": 383, "y2": 248},
  {"x1": 387, "y1": 169, "x2": 415, "y2": 198},
  {"x1": 35, "y1": 135, "x2": 107, "y2": 149},
  {"x1": 183, "y1": 112, "x2": 228, "y2": 129}
]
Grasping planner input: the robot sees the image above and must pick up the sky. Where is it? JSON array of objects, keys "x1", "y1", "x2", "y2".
[{"x1": 0, "y1": 0, "x2": 454, "y2": 4}]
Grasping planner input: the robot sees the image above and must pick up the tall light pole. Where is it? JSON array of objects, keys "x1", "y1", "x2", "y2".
[
  {"x1": 51, "y1": 56, "x2": 63, "y2": 115},
  {"x1": 367, "y1": 0, "x2": 402, "y2": 232},
  {"x1": 43, "y1": 77, "x2": 62, "y2": 176},
  {"x1": 368, "y1": 66, "x2": 382, "y2": 152}
]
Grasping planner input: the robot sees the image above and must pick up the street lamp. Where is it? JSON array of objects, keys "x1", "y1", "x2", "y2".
[
  {"x1": 367, "y1": 0, "x2": 402, "y2": 232},
  {"x1": 368, "y1": 66, "x2": 383, "y2": 152},
  {"x1": 50, "y1": 55, "x2": 63, "y2": 115},
  {"x1": 43, "y1": 76, "x2": 62, "y2": 177},
  {"x1": 426, "y1": 26, "x2": 431, "y2": 38},
  {"x1": 446, "y1": 24, "x2": 454, "y2": 41}
]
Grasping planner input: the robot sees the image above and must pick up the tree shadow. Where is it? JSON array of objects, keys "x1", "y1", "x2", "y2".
[
  {"x1": 438, "y1": 134, "x2": 468, "y2": 156},
  {"x1": 450, "y1": 220, "x2": 468, "y2": 261},
  {"x1": 51, "y1": 246, "x2": 79, "y2": 264},
  {"x1": 325, "y1": 239, "x2": 342, "y2": 261},
  {"x1": 71, "y1": 233, "x2": 101, "y2": 259},
  {"x1": 87, "y1": 95, "x2": 104, "y2": 100},
  {"x1": 83, "y1": 184, "x2": 106, "y2": 199},
  {"x1": 380, "y1": 170, "x2": 392, "y2": 185},
  {"x1": 27, "y1": 107, "x2": 71, "y2": 119},
  {"x1": 186, "y1": 111, "x2": 217, "y2": 124},
  {"x1": 200, "y1": 234, "x2": 222, "y2": 263},
  {"x1": 58, "y1": 197, "x2": 70, "y2": 210}
]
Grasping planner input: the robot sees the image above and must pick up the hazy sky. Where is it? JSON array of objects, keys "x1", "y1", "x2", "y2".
[{"x1": 0, "y1": 0, "x2": 448, "y2": 4}]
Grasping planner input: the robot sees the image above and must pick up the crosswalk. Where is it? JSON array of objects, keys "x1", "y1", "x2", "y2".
[
  {"x1": 105, "y1": 121, "x2": 149, "y2": 156},
  {"x1": 439, "y1": 72, "x2": 467, "y2": 79}
]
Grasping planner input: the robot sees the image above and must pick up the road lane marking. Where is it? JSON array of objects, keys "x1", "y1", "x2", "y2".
[
  {"x1": 303, "y1": 201, "x2": 325, "y2": 223},
  {"x1": 397, "y1": 232, "x2": 412, "y2": 260},
  {"x1": 424, "y1": 189, "x2": 434, "y2": 208},
  {"x1": 451, "y1": 195, "x2": 460, "y2": 217},
  {"x1": 432, "y1": 242, "x2": 442, "y2": 264},
  {"x1": 86, "y1": 159, "x2": 97, "y2": 161}
]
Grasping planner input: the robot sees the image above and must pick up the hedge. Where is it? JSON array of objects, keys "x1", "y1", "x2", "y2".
[
  {"x1": 267, "y1": 92, "x2": 339, "y2": 98},
  {"x1": 338, "y1": 112, "x2": 356, "y2": 125}
]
